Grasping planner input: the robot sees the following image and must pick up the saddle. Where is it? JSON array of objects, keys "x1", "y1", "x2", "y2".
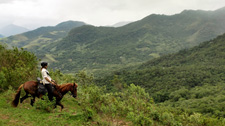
[
  {"x1": 37, "y1": 77, "x2": 47, "y2": 94},
  {"x1": 37, "y1": 78, "x2": 62, "y2": 98},
  {"x1": 37, "y1": 77, "x2": 54, "y2": 95}
]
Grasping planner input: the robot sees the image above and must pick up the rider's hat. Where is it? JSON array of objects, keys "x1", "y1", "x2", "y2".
[{"x1": 41, "y1": 62, "x2": 48, "y2": 67}]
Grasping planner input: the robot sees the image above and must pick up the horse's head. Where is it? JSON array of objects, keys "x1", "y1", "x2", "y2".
[{"x1": 70, "y1": 83, "x2": 78, "y2": 98}]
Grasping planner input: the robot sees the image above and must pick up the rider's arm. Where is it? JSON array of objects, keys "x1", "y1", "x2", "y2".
[{"x1": 45, "y1": 77, "x2": 54, "y2": 84}]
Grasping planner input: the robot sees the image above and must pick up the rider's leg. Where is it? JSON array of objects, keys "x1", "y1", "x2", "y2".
[{"x1": 44, "y1": 84, "x2": 53, "y2": 101}]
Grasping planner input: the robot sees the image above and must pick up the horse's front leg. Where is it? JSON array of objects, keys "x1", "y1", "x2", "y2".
[
  {"x1": 53, "y1": 91, "x2": 63, "y2": 110},
  {"x1": 30, "y1": 95, "x2": 36, "y2": 106},
  {"x1": 56, "y1": 99, "x2": 64, "y2": 111}
]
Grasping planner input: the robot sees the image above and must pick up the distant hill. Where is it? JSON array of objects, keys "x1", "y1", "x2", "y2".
[
  {"x1": 111, "y1": 21, "x2": 132, "y2": 27},
  {"x1": 0, "y1": 24, "x2": 29, "y2": 37},
  {"x1": 2, "y1": 7, "x2": 225, "y2": 75},
  {"x1": 1, "y1": 20, "x2": 86, "y2": 51},
  {"x1": 0, "y1": 34, "x2": 4, "y2": 38}
]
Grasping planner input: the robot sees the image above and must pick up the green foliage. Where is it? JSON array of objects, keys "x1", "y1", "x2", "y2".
[
  {"x1": 34, "y1": 95, "x2": 56, "y2": 113},
  {"x1": 76, "y1": 82, "x2": 225, "y2": 125},
  {"x1": 0, "y1": 86, "x2": 14, "y2": 108},
  {"x1": 75, "y1": 70, "x2": 94, "y2": 86},
  {"x1": 1, "y1": 71, "x2": 225, "y2": 125},
  {"x1": 0, "y1": 44, "x2": 38, "y2": 90},
  {"x1": 110, "y1": 75, "x2": 124, "y2": 91},
  {"x1": 0, "y1": 71, "x2": 7, "y2": 91},
  {"x1": 97, "y1": 33, "x2": 225, "y2": 118}
]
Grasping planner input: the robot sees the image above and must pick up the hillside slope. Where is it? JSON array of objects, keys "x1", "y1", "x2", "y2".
[
  {"x1": 99, "y1": 32, "x2": 225, "y2": 91},
  {"x1": 97, "y1": 33, "x2": 225, "y2": 116}
]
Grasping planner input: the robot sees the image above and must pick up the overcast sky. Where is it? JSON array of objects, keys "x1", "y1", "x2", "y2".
[{"x1": 0, "y1": 0, "x2": 225, "y2": 29}]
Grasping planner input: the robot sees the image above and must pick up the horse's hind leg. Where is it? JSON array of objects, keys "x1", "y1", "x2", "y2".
[{"x1": 20, "y1": 93, "x2": 31, "y2": 103}]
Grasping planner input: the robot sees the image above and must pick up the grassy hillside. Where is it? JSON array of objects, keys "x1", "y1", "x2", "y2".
[
  {"x1": 17, "y1": 7, "x2": 225, "y2": 76},
  {"x1": 1, "y1": 75, "x2": 225, "y2": 126},
  {"x1": 97, "y1": 33, "x2": 225, "y2": 117}
]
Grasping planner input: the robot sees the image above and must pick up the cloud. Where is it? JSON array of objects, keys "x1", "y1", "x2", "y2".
[
  {"x1": 0, "y1": 0, "x2": 31, "y2": 4},
  {"x1": 0, "y1": 0, "x2": 16, "y2": 4},
  {"x1": 0, "y1": 0, "x2": 225, "y2": 29}
]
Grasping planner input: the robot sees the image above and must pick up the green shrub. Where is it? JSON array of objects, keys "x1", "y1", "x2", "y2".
[
  {"x1": 0, "y1": 86, "x2": 14, "y2": 108},
  {"x1": 0, "y1": 45, "x2": 38, "y2": 90},
  {"x1": 34, "y1": 94, "x2": 56, "y2": 113},
  {"x1": 0, "y1": 71, "x2": 6, "y2": 91},
  {"x1": 127, "y1": 112, "x2": 154, "y2": 126},
  {"x1": 82, "y1": 107, "x2": 95, "y2": 121}
]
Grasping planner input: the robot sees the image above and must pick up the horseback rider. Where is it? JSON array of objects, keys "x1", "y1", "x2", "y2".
[{"x1": 40, "y1": 62, "x2": 57, "y2": 101}]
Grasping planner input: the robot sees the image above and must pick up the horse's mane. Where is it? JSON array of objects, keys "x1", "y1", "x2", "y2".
[{"x1": 58, "y1": 83, "x2": 73, "y2": 91}]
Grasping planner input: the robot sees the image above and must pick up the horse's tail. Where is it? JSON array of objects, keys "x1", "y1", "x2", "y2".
[{"x1": 12, "y1": 84, "x2": 24, "y2": 107}]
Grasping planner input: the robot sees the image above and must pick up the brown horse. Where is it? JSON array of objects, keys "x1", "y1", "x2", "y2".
[{"x1": 12, "y1": 81, "x2": 78, "y2": 110}]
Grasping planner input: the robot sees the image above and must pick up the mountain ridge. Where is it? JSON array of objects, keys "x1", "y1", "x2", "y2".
[
  {"x1": 1, "y1": 21, "x2": 86, "y2": 49},
  {"x1": 48, "y1": 7, "x2": 225, "y2": 74},
  {"x1": 1, "y1": 7, "x2": 225, "y2": 75}
]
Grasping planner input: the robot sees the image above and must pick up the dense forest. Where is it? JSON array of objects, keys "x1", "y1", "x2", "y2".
[{"x1": 97, "y1": 33, "x2": 225, "y2": 118}]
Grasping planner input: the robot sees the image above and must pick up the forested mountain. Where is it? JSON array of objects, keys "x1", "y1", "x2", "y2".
[
  {"x1": 0, "y1": 24, "x2": 29, "y2": 37},
  {"x1": 1, "y1": 21, "x2": 86, "y2": 50},
  {"x1": 97, "y1": 33, "x2": 225, "y2": 117},
  {"x1": 1, "y1": 7, "x2": 225, "y2": 75},
  {"x1": 49, "y1": 7, "x2": 225, "y2": 74}
]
